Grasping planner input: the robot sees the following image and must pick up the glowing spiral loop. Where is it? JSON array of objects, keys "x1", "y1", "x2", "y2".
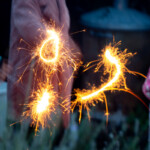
[{"x1": 39, "y1": 30, "x2": 60, "y2": 63}]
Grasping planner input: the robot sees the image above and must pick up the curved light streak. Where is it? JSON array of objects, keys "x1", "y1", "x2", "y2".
[
  {"x1": 81, "y1": 49, "x2": 121, "y2": 101},
  {"x1": 39, "y1": 30, "x2": 60, "y2": 63}
]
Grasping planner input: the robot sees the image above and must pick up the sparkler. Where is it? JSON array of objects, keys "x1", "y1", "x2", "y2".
[
  {"x1": 71, "y1": 42, "x2": 147, "y2": 123},
  {"x1": 22, "y1": 81, "x2": 57, "y2": 133},
  {"x1": 18, "y1": 26, "x2": 81, "y2": 83},
  {"x1": 36, "y1": 28, "x2": 81, "y2": 74}
]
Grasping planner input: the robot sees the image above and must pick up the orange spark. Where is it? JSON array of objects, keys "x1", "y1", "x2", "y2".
[
  {"x1": 71, "y1": 42, "x2": 147, "y2": 123},
  {"x1": 18, "y1": 25, "x2": 81, "y2": 83},
  {"x1": 33, "y1": 27, "x2": 81, "y2": 74},
  {"x1": 22, "y1": 82, "x2": 57, "y2": 133}
]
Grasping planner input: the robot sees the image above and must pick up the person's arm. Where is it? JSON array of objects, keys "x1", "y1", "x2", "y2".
[
  {"x1": 13, "y1": 0, "x2": 46, "y2": 46},
  {"x1": 57, "y1": 0, "x2": 70, "y2": 32}
]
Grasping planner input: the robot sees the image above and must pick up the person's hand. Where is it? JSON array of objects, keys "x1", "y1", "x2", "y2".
[
  {"x1": 0, "y1": 60, "x2": 11, "y2": 81},
  {"x1": 142, "y1": 68, "x2": 150, "y2": 100}
]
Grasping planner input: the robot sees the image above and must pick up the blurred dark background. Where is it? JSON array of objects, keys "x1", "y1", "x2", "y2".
[
  {"x1": 0, "y1": 0, "x2": 150, "y2": 149},
  {"x1": 0, "y1": 0, "x2": 11, "y2": 59}
]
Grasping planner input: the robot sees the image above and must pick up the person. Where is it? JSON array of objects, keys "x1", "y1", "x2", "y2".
[
  {"x1": 143, "y1": 68, "x2": 150, "y2": 100},
  {"x1": 8, "y1": 0, "x2": 81, "y2": 128}
]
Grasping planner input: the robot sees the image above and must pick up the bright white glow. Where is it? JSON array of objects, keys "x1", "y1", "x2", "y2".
[{"x1": 36, "y1": 92, "x2": 50, "y2": 113}]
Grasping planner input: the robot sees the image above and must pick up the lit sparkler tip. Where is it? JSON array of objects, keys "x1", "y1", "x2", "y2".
[
  {"x1": 105, "y1": 112, "x2": 110, "y2": 116},
  {"x1": 23, "y1": 83, "x2": 57, "y2": 133},
  {"x1": 36, "y1": 91, "x2": 50, "y2": 114}
]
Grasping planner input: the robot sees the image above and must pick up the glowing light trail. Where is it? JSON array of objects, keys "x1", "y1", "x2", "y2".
[
  {"x1": 81, "y1": 49, "x2": 121, "y2": 101},
  {"x1": 39, "y1": 30, "x2": 60, "y2": 63},
  {"x1": 71, "y1": 43, "x2": 148, "y2": 123}
]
